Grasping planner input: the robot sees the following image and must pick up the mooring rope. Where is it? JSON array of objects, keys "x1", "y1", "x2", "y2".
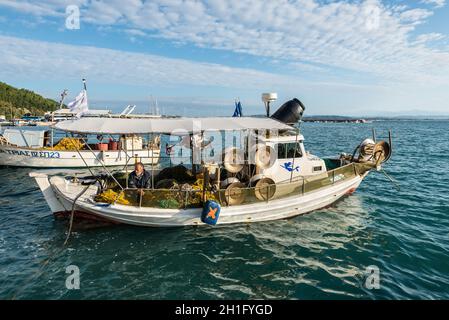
[
  {"x1": 11, "y1": 183, "x2": 91, "y2": 299},
  {"x1": 380, "y1": 168, "x2": 400, "y2": 191},
  {"x1": 64, "y1": 185, "x2": 90, "y2": 246}
]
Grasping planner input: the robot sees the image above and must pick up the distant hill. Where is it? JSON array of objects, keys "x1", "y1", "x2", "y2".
[{"x1": 0, "y1": 81, "x2": 60, "y2": 119}]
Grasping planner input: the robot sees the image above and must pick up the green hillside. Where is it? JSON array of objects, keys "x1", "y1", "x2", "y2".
[{"x1": 0, "y1": 82, "x2": 60, "y2": 119}]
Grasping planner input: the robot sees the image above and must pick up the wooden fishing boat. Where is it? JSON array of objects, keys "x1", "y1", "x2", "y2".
[{"x1": 30, "y1": 97, "x2": 392, "y2": 227}]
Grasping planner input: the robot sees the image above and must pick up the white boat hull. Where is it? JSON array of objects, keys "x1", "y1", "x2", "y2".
[
  {"x1": 0, "y1": 146, "x2": 160, "y2": 168},
  {"x1": 30, "y1": 171, "x2": 368, "y2": 227}
]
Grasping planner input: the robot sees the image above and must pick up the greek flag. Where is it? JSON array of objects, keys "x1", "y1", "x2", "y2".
[{"x1": 67, "y1": 89, "x2": 88, "y2": 118}]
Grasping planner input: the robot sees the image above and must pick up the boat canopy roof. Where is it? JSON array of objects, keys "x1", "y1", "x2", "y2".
[{"x1": 53, "y1": 117, "x2": 293, "y2": 134}]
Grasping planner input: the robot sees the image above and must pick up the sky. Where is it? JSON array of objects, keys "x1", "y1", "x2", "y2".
[{"x1": 0, "y1": 0, "x2": 449, "y2": 116}]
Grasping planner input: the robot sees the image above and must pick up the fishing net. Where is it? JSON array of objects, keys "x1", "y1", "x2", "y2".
[
  {"x1": 94, "y1": 189, "x2": 130, "y2": 205},
  {"x1": 47, "y1": 138, "x2": 85, "y2": 151}
]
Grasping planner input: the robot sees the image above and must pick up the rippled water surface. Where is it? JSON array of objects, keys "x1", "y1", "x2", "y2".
[{"x1": 1, "y1": 120, "x2": 449, "y2": 299}]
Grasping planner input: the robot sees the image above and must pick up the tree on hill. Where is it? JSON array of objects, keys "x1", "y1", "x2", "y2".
[{"x1": 0, "y1": 81, "x2": 61, "y2": 119}]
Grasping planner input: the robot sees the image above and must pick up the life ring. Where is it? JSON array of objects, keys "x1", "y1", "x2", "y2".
[
  {"x1": 223, "y1": 182, "x2": 246, "y2": 205},
  {"x1": 251, "y1": 177, "x2": 276, "y2": 201},
  {"x1": 223, "y1": 147, "x2": 244, "y2": 173},
  {"x1": 254, "y1": 144, "x2": 276, "y2": 169}
]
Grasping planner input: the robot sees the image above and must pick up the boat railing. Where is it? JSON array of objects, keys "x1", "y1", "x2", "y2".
[{"x1": 109, "y1": 163, "x2": 366, "y2": 209}]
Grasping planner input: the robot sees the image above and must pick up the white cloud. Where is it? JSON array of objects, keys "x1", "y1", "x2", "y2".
[
  {"x1": 399, "y1": 8, "x2": 433, "y2": 23},
  {"x1": 421, "y1": 0, "x2": 446, "y2": 8},
  {"x1": 414, "y1": 32, "x2": 446, "y2": 44},
  {"x1": 2, "y1": 35, "x2": 449, "y2": 114},
  {"x1": 0, "y1": 35, "x2": 314, "y2": 90},
  {"x1": 0, "y1": 34, "x2": 392, "y2": 115},
  {"x1": 0, "y1": 0, "x2": 85, "y2": 17},
  {"x1": 0, "y1": 0, "x2": 448, "y2": 85},
  {"x1": 125, "y1": 29, "x2": 146, "y2": 37}
]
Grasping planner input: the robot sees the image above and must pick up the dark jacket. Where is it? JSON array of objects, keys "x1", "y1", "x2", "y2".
[{"x1": 129, "y1": 170, "x2": 151, "y2": 189}]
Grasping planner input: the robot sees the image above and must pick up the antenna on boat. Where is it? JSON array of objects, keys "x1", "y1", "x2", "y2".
[
  {"x1": 149, "y1": 95, "x2": 160, "y2": 116},
  {"x1": 155, "y1": 98, "x2": 160, "y2": 115},
  {"x1": 82, "y1": 78, "x2": 87, "y2": 91},
  {"x1": 262, "y1": 93, "x2": 278, "y2": 117}
]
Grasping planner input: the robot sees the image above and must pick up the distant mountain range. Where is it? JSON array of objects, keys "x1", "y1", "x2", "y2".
[{"x1": 0, "y1": 81, "x2": 60, "y2": 119}]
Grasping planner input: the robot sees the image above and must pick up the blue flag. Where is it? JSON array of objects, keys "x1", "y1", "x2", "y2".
[{"x1": 232, "y1": 101, "x2": 243, "y2": 117}]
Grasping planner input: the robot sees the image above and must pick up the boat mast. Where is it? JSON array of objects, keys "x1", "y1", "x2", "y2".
[
  {"x1": 52, "y1": 89, "x2": 68, "y2": 147},
  {"x1": 58, "y1": 89, "x2": 68, "y2": 110}
]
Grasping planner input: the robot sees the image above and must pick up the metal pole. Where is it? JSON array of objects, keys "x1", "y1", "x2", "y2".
[
  {"x1": 266, "y1": 101, "x2": 270, "y2": 117},
  {"x1": 51, "y1": 89, "x2": 67, "y2": 147},
  {"x1": 190, "y1": 134, "x2": 196, "y2": 176},
  {"x1": 266, "y1": 184, "x2": 269, "y2": 203},
  {"x1": 290, "y1": 129, "x2": 299, "y2": 183},
  {"x1": 151, "y1": 134, "x2": 154, "y2": 190},
  {"x1": 69, "y1": 133, "x2": 96, "y2": 178},
  {"x1": 120, "y1": 137, "x2": 129, "y2": 189},
  {"x1": 202, "y1": 167, "x2": 207, "y2": 203},
  {"x1": 81, "y1": 137, "x2": 124, "y2": 190},
  {"x1": 332, "y1": 169, "x2": 335, "y2": 184}
]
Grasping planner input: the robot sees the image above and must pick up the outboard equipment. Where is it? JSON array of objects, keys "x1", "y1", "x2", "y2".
[{"x1": 270, "y1": 98, "x2": 306, "y2": 125}]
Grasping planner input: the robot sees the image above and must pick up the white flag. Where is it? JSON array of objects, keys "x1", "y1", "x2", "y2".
[{"x1": 67, "y1": 89, "x2": 88, "y2": 118}]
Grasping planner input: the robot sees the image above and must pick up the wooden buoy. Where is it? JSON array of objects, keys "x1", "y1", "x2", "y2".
[
  {"x1": 253, "y1": 177, "x2": 276, "y2": 201},
  {"x1": 224, "y1": 182, "x2": 246, "y2": 206}
]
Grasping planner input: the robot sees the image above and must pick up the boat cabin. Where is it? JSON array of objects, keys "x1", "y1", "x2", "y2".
[{"x1": 259, "y1": 133, "x2": 326, "y2": 183}]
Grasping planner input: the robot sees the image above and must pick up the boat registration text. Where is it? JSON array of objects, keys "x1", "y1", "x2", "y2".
[{"x1": 0, "y1": 148, "x2": 61, "y2": 158}]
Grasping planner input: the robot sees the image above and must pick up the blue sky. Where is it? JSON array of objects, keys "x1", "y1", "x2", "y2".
[{"x1": 0, "y1": 0, "x2": 449, "y2": 116}]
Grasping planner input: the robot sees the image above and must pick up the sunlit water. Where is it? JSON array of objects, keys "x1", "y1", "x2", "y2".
[{"x1": 1, "y1": 120, "x2": 448, "y2": 299}]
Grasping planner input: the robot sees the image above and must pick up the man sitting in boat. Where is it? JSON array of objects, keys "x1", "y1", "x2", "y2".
[{"x1": 129, "y1": 162, "x2": 152, "y2": 195}]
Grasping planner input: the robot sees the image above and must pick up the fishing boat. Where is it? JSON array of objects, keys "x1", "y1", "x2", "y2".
[
  {"x1": 0, "y1": 127, "x2": 161, "y2": 168},
  {"x1": 0, "y1": 80, "x2": 162, "y2": 168},
  {"x1": 30, "y1": 96, "x2": 392, "y2": 227}
]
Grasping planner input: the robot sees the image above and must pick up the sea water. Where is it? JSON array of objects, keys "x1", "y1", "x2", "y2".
[{"x1": 0, "y1": 120, "x2": 448, "y2": 299}]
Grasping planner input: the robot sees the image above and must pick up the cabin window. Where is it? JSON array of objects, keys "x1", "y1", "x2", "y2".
[{"x1": 276, "y1": 143, "x2": 302, "y2": 159}]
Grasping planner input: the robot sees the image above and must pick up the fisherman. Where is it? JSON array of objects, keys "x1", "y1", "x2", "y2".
[{"x1": 129, "y1": 162, "x2": 151, "y2": 201}]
